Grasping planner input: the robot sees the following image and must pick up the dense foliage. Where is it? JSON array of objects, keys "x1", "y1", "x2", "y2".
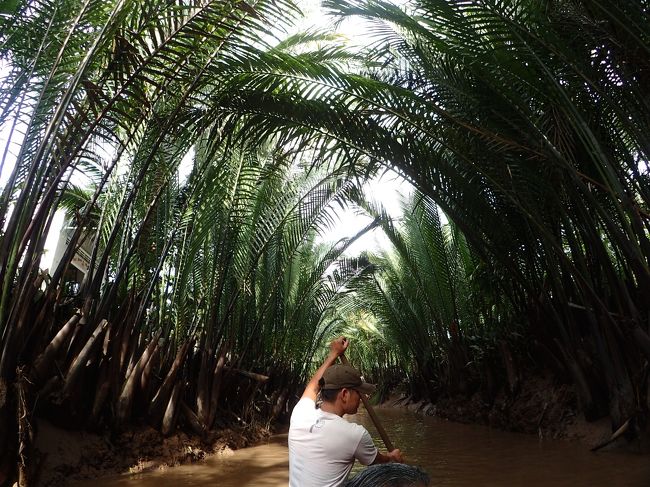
[
  {"x1": 0, "y1": 0, "x2": 648, "y2": 484},
  {"x1": 0, "y1": 0, "x2": 378, "y2": 483},
  {"x1": 320, "y1": 0, "x2": 650, "y2": 430}
]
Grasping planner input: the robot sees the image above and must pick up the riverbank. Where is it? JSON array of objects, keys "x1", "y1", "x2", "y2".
[
  {"x1": 70, "y1": 435, "x2": 291, "y2": 487},
  {"x1": 378, "y1": 374, "x2": 648, "y2": 453},
  {"x1": 33, "y1": 419, "x2": 272, "y2": 486}
]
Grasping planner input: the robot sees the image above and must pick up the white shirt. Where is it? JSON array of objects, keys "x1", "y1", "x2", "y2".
[{"x1": 288, "y1": 397, "x2": 378, "y2": 487}]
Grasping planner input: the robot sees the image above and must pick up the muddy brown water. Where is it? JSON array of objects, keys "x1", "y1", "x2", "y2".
[{"x1": 74, "y1": 407, "x2": 650, "y2": 486}]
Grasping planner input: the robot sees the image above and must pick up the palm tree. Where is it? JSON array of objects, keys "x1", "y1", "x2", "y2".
[
  {"x1": 0, "y1": 0, "x2": 378, "y2": 482},
  {"x1": 321, "y1": 0, "x2": 650, "y2": 429},
  {"x1": 334, "y1": 191, "x2": 481, "y2": 398}
]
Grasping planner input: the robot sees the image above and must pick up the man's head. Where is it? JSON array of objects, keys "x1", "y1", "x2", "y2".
[
  {"x1": 345, "y1": 464, "x2": 430, "y2": 487},
  {"x1": 318, "y1": 364, "x2": 376, "y2": 415}
]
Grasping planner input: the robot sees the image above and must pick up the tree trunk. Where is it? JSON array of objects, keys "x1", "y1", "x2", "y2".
[
  {"x1": 123, "y1": 331, "x2": 142, "y2": 383},
  {"x1": 270, "y1": 387, "x2": 289, "y2": 422},
  {"x1": 90, "y1": 358, "x2": 111, "y2": 425},
  {"x1": 0, "y1": 377, "x2": 15, "y2": 485},
  {"x1": 557, "y1": 339, "x2": 597, "y2": 420},
  {"x1": 0, "y1": 270, "x2": 43, "y2": 377},
  {"x1": 181, "y1": 401, "x2": 206, "y2": 436},
  {"x1": 30, "y1": 311, "x2": 81, "y2": 385},
  {"x1": 225, "y1": 366, "x2": 270, "y2": 383},
  {"x1": 115, "y1": 330, "x2": 162, "y2": 424},
  {"x1": 149, "y1": 341, "x2": 190, "y2": 424},
  {"x1": 139, "y1": 340, "x2": 160, "y2": 403},
  {"x1": 207, "y1": 352, "x2": 226, "y2": 429},
  {"x1": 162, "y1": 380, "x2": 184, "y2": 437},
  {"x1": 62, "y1": 319, "x2": 108, "y2": 398},
  {"x1": 16, "y1": 367, "x2": 32, "y2": 487},
  {"x1": 196, "y1": 347, "x2": 211, "y2": 427},
  {"x1": 109, "y1": 319, "x2": 127, "y2": 405}
]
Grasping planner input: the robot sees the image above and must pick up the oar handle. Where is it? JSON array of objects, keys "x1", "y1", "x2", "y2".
[{"x1": 340, "y1": 355, "x2": 395, "y2": 452}]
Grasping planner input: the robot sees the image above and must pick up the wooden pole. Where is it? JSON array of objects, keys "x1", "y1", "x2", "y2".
[{"x1": 340, "y1": 355, "x2": 395, "y2": 452}]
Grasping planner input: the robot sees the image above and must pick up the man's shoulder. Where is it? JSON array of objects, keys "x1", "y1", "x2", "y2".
[
  {"x1": 292, "y1": 397, "x2": 316, "y2": 413},
  {"x1": 290, "y1": 397, "x2": 317, "y2": 425}
]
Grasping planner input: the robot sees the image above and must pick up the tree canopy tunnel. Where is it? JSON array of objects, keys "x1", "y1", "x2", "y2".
[{"x1": 0, "y1": 0, "x2": 649, "y2": 484}]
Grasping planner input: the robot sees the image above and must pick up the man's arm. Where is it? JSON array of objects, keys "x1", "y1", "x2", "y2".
[
  {"x1": 301, "y1": 336, "x2": 348, "y2": 401},
  {"x1": 371, "y1": 449, "x2": 404, "y2": 465}
]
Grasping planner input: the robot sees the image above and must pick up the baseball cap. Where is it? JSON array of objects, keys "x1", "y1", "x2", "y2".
[{"x1": 321, "y1": 364, "x2": 376, "y2": 395}]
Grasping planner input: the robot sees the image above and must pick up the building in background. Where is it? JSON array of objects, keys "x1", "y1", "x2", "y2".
[{"x1": 45, "y1": 212, "x2": 93, "y2": 294}]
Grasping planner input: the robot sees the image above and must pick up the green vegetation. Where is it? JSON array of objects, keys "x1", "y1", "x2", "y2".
[
  {"x1": 325, "y1": 0, "x2": 650, "y2": 430},
  {"x1": 0, "y1": 0, "x2": 648, "y2": 484}
]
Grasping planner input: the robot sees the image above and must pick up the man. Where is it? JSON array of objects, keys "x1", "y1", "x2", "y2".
[{"x1": 288, "y1": 337, "x2": 403, "y2": 487}]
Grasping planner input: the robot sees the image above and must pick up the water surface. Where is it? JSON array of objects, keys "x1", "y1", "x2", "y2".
[
  {"x1": 351, "y1": 408, "x2": 650, "y2": 487},
  {"x1": 74, "y1": 407, "x2": 650, "y2": 486}
]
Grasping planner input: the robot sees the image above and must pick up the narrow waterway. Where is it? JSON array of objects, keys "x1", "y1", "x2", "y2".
[
  {"x1": 350, "y1": 408, "x2": 650, "y2": 486},
  {"x1": 74, "y1": 407, "x2": 650, "y2": 486}
]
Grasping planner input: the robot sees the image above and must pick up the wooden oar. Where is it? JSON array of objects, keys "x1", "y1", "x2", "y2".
[{"x1": 340, "y1": 354, "x2": 395, "y2": 452}]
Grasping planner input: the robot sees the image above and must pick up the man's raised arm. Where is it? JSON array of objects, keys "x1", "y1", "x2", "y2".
[{"x1": 301, "y1": 336, "x2": 348, "y2": 401}]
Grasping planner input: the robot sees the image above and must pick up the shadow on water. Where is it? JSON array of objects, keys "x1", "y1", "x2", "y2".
[{"x1": 74, "y1": 409, "x2": 650, "y2": 486}]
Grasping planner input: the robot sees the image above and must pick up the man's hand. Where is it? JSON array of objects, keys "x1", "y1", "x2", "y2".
[
  {"x1": 329, "y1": 336, "x2": 349, "y2": 358},
  {"x1": 372, "y1": 448, "x2": 404, "y2": 465},
  {"x1": 301, "y1": 336, "x2": 350, "y2": 401},
  {"x1": 387, "y1": 449, "x2": 403, "y2": 463}
]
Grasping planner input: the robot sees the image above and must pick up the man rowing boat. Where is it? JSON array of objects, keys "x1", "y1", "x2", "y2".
[{"x1": 288, "y1": 337, "x2": 404, "y2": 487}]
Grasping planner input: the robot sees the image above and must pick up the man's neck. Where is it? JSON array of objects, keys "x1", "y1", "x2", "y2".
[{"x1": 320, "y1": 400, "x2": 344, "y2": 417}]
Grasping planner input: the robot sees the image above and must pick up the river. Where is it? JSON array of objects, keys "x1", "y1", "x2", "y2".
[{"x1": 73, "y1": 407, "x2": 650, "y2": 486}]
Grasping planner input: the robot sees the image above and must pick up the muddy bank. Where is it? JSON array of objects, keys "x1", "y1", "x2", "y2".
[
  {"x1": 379, "y1": 374, "x2": 649, "y2": 452},
  {"x1": 33, "y1": 419, "x2": 272, "y2": 486}
]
